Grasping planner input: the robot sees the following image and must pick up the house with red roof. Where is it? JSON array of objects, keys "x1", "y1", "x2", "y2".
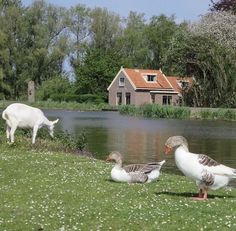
[{"x1": 107, "y1": 67, "x2": 191, "y2": 106}]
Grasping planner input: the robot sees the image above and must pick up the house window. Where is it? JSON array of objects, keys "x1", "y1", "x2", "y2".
[
  {"x1": 151, "y1": 94, "x2": 155, "y2": 103},
  {"x1": 119, "y1": 77, "x2": 125, "y2": 87},
  {"x1": 126, "y1": 93, "x2": 131, "y2": 105},
  {"x1": 147, "y1": 75, "x2": 156, "y2": 82},
  {"x1": 163, "y1": 95, "x2": 172, "y2": 105},
  {"x1": 117, "y1": 92, "x2": 122, "y2": 105},
  {"x1": 180, "y1": 80, "x2": 189, "y2": 89}
]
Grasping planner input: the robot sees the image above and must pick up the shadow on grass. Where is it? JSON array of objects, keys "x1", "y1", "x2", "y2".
[
  {"x1": 105, "y1": 179, "x2": 140, "y2": 184},
  {"x1": 105, "y1": 179, "x2": 157, "y2": 184},
  {"x1": 105, "y1": 179, "x2": 119, "y2": 183},
  {"x1": 155, "y1": 191, "x2": 235, "y2": 199}
]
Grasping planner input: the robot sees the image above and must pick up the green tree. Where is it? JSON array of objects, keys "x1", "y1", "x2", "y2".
[
  {"x1": 23, "y1": 0, "x2": 69, "y2": 86},
  {"x1": 68, "y1": 4, "x2": 91, "y2": 61},
  {"x1": 74, "y1": 47, "x2": 122, "y2": 101},
  {"x1": 145, "y1": 14, "x2": 179, "y2": 69},
  {"x1": 0, "y1": 0, "x2": 26, "y2": 99},
  {"x1": 0, "y1": 0, "x2": 70, "y2": 100},
  {"x1": 89, "y1": 7, "x2": 122, "y2": 50},
  {"x1": 164, "y1": 29, "x2": 236, "y2": 107},
  {"x1": 72, "y1": 7, "x2": 124, "y2": 101},
  {"x1": 119, "y1": 11, "x2": 149, "y2": 68},
  {"x1": 0, "y1": 19, "x2": 11, "y2": 99}
]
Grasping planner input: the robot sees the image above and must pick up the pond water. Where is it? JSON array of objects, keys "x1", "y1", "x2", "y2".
[{"x1": 45, "y1": 110, "x2": 236, "y2": 179}]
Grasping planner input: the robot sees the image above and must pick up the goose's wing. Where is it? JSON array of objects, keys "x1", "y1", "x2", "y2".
[
  {"x1": 123, "y1": 163, "x2": 145, "y2": 173},
  {"x1": 198, "y1": 154, "x2": 220, "y2": 167},
  {"x1": 124, "y1": 162, "x2": 160, "y2": 174},
  {"x1": 198, "y1": 154, "x2": 236, "y2": 177},
  {"x1": 128, "y1": 172, "x2": 148, "y2": 183}
]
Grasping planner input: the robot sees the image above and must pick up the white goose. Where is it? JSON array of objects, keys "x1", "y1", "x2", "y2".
[
  {"x1": 106, "y1": 151, "x2": 165, "y2": 183},
  {"x1": 164, "y1": 136, "x2": 236, "y2": 200}
]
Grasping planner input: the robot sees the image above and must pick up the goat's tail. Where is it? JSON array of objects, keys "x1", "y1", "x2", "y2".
[{"x1": 2, "y1": 110, "x2": 7, "y2": 120}]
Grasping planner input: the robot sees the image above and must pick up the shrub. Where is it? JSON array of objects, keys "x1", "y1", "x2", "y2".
[
  {"x1": 119, "y1": 104, "x2": 191, "y2": 119},
  {"x1": 224, "y1": 109, "x2": 236, "y2": 120},
  {"x1": 55, "y1": 129, "x2": 88, "y2": 152},
  {"x1": 37, "y1": 75, "x2": 75, "y2": 102},
  {"x1": 76, "y1": 94, "x2": 105, "y2": 104},
  {"x1": 199, "y1": 108, "x2": 236, "y2": 121},
  {"x1": 199, "y1": 110, "x2": 211, "y2": 119},
  {"x1": 119, "y1": 105, "x2": 137, "y2": 116}
]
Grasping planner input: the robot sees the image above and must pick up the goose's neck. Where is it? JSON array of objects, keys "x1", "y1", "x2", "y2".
[
  {"x1": 115, "y1": 159, "x2": 123, "y2": 168},
  {"x1": 175, "y1": 145, "x2": 189, "y2": 158},
  {"x1": 179, "y1": 144, "x2": 189, "y2": 152},
  {"x1": 174, "y1": 144, "x2": 189, "y2": 155}
]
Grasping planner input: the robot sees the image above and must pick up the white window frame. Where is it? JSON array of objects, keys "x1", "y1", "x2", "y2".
[
  {"x1": 119, "y1": 77, "x2": 125, "y2": 87},
  {"x1": 147, "y1": 75, "x2": 156, "y2": 82},
  {"x1": 143, "y1": 73, "x2": 157, "y2": 82},
  {"x1": 163, "y1": 95, "x2": 172, "y2": 105}
]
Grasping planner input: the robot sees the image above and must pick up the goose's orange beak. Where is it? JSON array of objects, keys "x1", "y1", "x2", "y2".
[
  {"x1": 164, "y1": 145, "x2": 172, "y2": 155},
  {"x1": 106, "y1": 156, "x2": 111, "y2": 162}
]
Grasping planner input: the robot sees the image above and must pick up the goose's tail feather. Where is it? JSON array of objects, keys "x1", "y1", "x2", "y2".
[{"x1": 233, "y1": 169, "x2": 236, "y2": 178}]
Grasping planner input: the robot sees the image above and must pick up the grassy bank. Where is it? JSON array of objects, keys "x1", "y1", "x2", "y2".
[
  {"x1": 119, "y1": 104, "x2": 236, "y2": 121},
  {"x1": 0, "y1": 136, "x2": 236, "y2": 230},
  {"x1": 0, "y1": 100, "x2": 115, "y2": 111},
  {"x1": 191, "y1": 107, "x2": 236, "y2": 121}
]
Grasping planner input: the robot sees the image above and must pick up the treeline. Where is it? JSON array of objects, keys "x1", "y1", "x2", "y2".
[{"x1": 0, "y1": 0, "x2": 235, "y2": 107}]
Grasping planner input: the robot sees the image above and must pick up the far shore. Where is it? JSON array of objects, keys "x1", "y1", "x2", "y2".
[{"x1": 0, "y1": 100, "x2": 235, "y2": 121}]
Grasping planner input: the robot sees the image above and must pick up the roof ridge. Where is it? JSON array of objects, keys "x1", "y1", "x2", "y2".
[{"x1": 160, "y1": 69, "x2": 174, "y2": 89}]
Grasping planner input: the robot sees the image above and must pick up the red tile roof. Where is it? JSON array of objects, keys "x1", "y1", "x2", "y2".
[
  {"x1": 166, "y1": 76, "x2": 181, "y2": 93},
  {"x1": 124, "y1": 68, "x2": 173, "y2": 90},
  {"x1": 167, "y1": 76, "x2": 193, "y2": 93}
]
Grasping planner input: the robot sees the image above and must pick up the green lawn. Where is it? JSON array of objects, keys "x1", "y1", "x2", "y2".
[{"x1": 0, "y1": 139, "x2": 236, "y2": 231}]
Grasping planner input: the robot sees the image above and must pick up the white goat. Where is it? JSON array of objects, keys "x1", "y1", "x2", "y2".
[{"x1": 2, "y1": 103, "x2": 59, "y2": 144}]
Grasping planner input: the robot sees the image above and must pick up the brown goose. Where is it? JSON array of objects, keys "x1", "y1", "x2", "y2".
[
  {"x1": 164, "y1": 136, "x2": 236, "y2": 200},
  {"x1": 106, "y1": 151, "x2": 165, "y2": 183}
]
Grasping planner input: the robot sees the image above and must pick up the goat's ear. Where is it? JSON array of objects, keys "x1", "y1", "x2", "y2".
[{"x1": 52, "y1": 118, "x2": 59, "y2": 124}]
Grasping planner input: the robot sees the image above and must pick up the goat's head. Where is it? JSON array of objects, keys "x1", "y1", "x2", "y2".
[{"x1": 48, "y1": 118, "x2": 59, "y2": 137}]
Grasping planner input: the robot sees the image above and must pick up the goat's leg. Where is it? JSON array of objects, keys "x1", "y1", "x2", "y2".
[
  {"x1": 6, "y1": 125, "x2": 11, "y2": 141},
  {"x1": 32, "y1": 125, "x2": 39, "y2": 144},
  {"x1": 10, "y1": 126, "x2": 17, "y2": 143}
]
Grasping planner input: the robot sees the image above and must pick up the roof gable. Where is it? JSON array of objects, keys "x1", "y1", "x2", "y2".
[{"x1": 107, "y1": 67, "x2": 136, "y2": 90}]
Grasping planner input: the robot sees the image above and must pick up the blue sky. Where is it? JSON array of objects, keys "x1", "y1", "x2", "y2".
[{"x1": 22, "y1": 0, "x2": 211, "y2": 23}]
